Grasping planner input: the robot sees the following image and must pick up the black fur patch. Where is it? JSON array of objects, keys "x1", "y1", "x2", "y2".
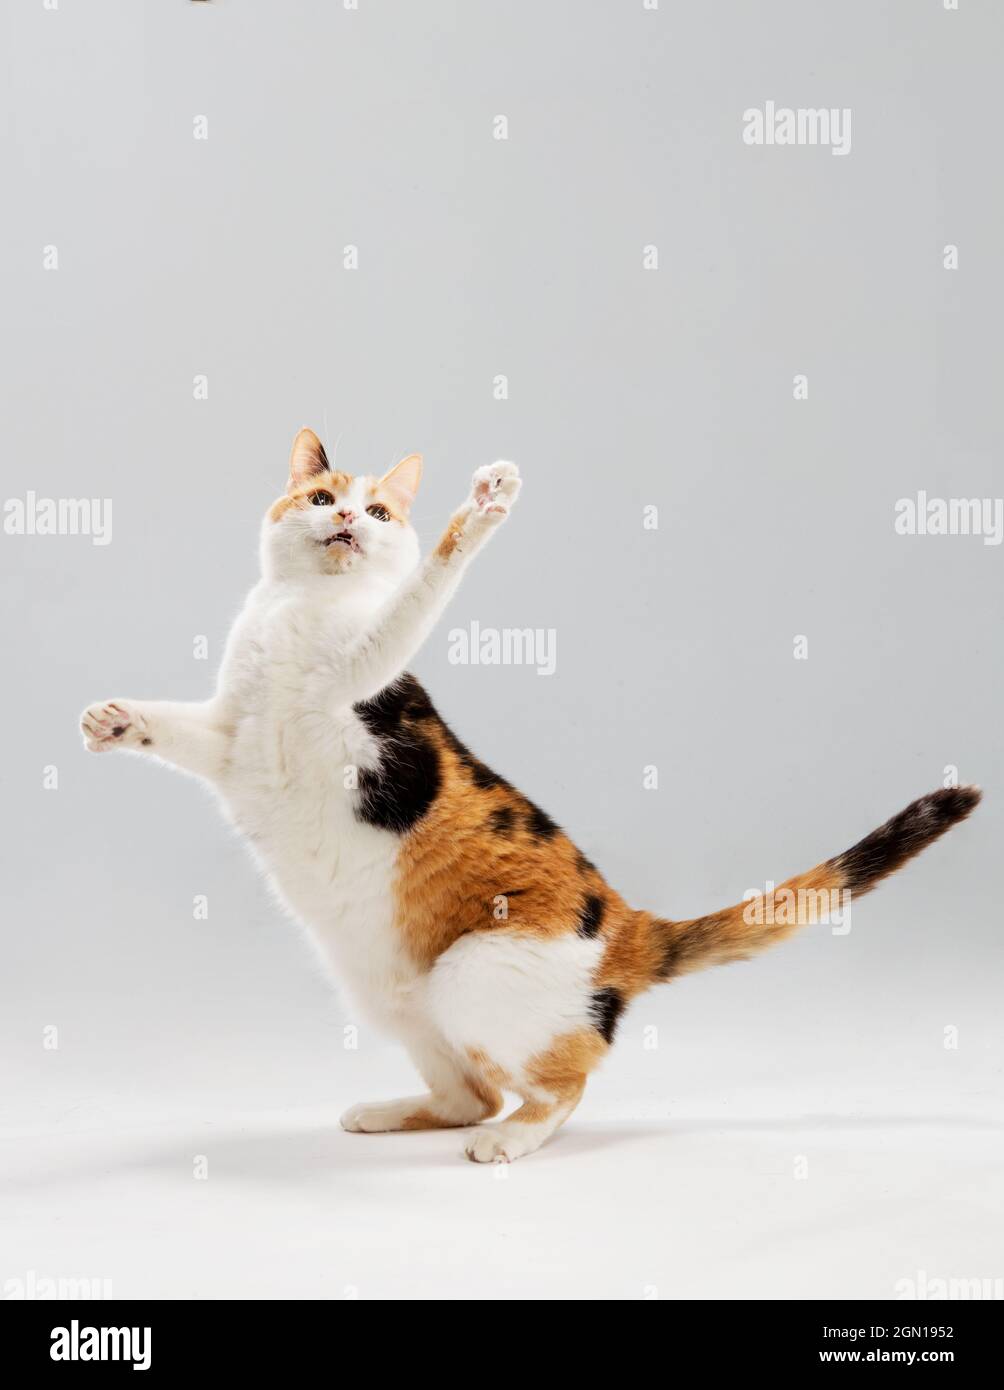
[
  {"x1": 352, "y1": 672, "x2": 572, "y2": 843},
  {"x1": 470, "y1": 760, "x2": 507, "y2": 791},
  {"x1": 354, "y1": 748, "x2": 440, "y2": 834},
  {"x1": 353, "y1": 674, "x2": 432, "y2": 738},
  {"x1": 489, "y1": 806, "x2": 516, "y2": 835},
  {"x1": 353, "y1": 677, "x2": 441, "y2": 833},
  {"x1": 577, "y1": 893, "x2": 605, "y2": 938},
  {"x1": 525, "y1": 801, "x2": 560, "y2": 840},
  {"x1": 831, "y1": 786, "x2": 982, "y2": 894},
  {"x1": 590, "y1": 988, "x2": 625, "y2": 1044}
]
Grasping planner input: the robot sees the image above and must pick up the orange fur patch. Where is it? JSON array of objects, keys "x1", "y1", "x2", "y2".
[
  {"x1": 386, "y1": 697, "x2": 852, "y2": 1012},
  {"x1": 384, "y1": 699, "x2": 672, "y2": 1016},
  {"x1": 646, "y1": 860, "x2": 847, "y2": 981},
  {"x1": 526, "y1": 1030, "x2": 608, "y2": 1098},
  {"x1": 433, "y1": 506, "x2": 471, "y2": 561},
  {"x1": 392, "y1": 729, "x2": 634, "y2": 969},
  {"x1": 399, "y1": 1107, "x2": 463, "y2": 1132},
  {"x1": 466, "y1": 1047, "x2": 511, "y2": 1092},
  {"x1": 592, "y1": 909, "x2": 665, "y2": 997},
  {"x1": 463, "y1": 1064, "x2": 505, "y2": 1118}
]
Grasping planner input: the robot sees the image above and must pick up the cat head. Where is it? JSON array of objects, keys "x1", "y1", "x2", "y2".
[{"x1": 262, "y1": 428, "x2": 422, "y2": 582}]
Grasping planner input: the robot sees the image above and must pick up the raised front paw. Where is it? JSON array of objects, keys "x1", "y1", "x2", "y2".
[
  {"x1": 436, "y1": 461, "x2": 521, "y2": 561},
  {"x1": 80, "y1": 700, "x2": 149, "y2": 753},
  {"x1": 469, "y1": 460, "x2": 521, "y2": 524}
]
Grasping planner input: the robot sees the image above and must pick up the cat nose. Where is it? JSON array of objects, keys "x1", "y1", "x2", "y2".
[{"x1": 336, "y1": 509, "x2": 356, "y2": 523}]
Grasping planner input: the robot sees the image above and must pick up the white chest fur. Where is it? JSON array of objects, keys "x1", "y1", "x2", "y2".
[{"x1": 214, "y1": 579, "x2": 420, "y2": 1028}]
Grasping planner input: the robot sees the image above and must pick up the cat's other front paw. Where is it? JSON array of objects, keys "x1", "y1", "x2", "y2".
[{"x1": 80, "y1": 700, "x2": 149, "y2": 752}]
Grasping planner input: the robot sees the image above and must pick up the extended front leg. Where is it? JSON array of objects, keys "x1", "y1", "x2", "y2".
[
  {"x1": 345, "y1": 461, "x2": 521, "y2": 704},
  {"x1": 80, "y1": 699, "x2": 229, "y2": 783}
]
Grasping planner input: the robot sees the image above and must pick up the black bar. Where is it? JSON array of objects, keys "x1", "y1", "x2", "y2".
[{"x1": 2, "y1": 1298, "x2": 998, "y2": 1377}]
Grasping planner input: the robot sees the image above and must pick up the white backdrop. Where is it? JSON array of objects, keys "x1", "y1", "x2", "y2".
[{"x1": 2, "y1": 0, "x2": 1002, "y2": 1299}]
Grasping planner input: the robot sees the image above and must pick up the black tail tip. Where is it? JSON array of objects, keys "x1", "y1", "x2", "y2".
[
  {"x1": 834, "y1": 785, "x2": 982, "y2": 895},
  {"x1": 929, "y1": 784, "x2": 982, "y2": 821}
]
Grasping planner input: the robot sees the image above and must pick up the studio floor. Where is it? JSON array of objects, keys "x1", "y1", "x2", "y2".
[{"x1": 4, "y1": 1038, "x2": 1001, "y2": 1301}]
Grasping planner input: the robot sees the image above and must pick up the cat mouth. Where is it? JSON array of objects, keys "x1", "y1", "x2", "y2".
[{"x1": 320, "y1": 531, "x2": 360, "y2": 553}]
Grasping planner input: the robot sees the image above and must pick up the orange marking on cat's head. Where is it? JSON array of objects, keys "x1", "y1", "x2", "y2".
[
  {"x1": 271, "y1": 432, "x2": 422, "y2": 528},
  {"x1": 365, "y1": 479, "x2": 410, "y2": 526},
  {"x1": 268, "y1": 471, "x2": 355, "y2": 524}
]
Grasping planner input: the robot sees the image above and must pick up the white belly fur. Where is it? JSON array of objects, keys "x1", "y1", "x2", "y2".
[{"x1": 215, "y1": 596, "x2": 421, "y2": 1033}]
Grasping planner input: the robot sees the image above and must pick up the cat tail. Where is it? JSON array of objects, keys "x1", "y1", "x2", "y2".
[{"x1": 649, "y1": 786, "x2": 980, "y2": 982}]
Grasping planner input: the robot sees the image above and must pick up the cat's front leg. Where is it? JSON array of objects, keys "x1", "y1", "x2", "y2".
[
  {"x1": 433, "y1": 459, "x2": 522, "y2": 563},
  {"x1": 345, "y1": 461, "x2": 521, "y2": 703},
  {"x1": 80, "y1": 699, "x2": 229, "y2": 783}
]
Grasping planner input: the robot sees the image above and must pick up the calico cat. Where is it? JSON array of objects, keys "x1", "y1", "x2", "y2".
[{"x1": 81, "y1": 428, "x2": 981, "y2": 1162}]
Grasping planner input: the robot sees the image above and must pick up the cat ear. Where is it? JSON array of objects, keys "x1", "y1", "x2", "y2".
[
  {"x1": 287, "y1": 428, "x2": 330, "y2": 492},
  {"x1": 377, "y1": 453, "x2": 423, "y2": 514}
]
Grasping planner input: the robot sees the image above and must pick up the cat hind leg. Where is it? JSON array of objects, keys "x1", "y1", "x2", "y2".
[
  {"x1": 463, "y1": 1077, "x2": 587, "y2": 1164},
  {"x1": 340, "y1": 1032, "x2": 502, "y2": 1134},
  {"x1": 423, "y1": 930, "x2": 612, "y2": 1162}
]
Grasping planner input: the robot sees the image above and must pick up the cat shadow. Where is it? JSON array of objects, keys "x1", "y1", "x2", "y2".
[
  {"x1": 6, "y1": 1112, "x2": 1000, "y2": 1193},
  {"x1": 2, "y1": 1119, "x2": 663, "y2": 1194},
  {"x1": 125, "y1": 1124, "x2": 468, "y2": 1188},
  {"x1": 119, "y1": 1118, "x2": 669, "y2": 1184},
  {"x1": 143, "y1": 1107, "x2": 852, "y2": 1179}
]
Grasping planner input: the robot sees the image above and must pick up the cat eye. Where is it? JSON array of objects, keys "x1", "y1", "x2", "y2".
[
  {"x1": 309, "y1": 490, "x2": 334, "y2": 507},
  {"x1": 366, "y1": 504, "x2": 391, "y2": 522}
]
